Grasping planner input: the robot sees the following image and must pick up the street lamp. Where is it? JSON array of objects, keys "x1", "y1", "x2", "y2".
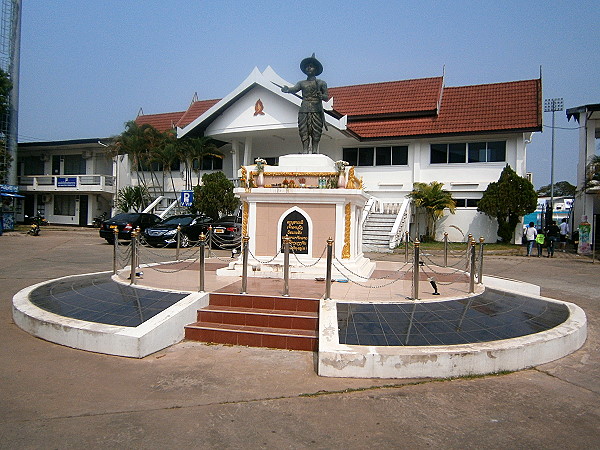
[{"x1": 544, "y1": 97, "x2": 564, "y2": 226}]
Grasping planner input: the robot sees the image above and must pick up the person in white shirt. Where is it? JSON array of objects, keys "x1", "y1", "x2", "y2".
[
  {"x1": 559, "y1": 218, "x2": 570, "y2": 252},
  {"x1": 525, "y1": 222, "x2": 538, "y2": 256}
]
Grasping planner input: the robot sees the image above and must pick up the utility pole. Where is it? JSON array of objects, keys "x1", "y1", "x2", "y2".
[{"x1": 544, "y1": 97, "x2": 564, "y2": 223}]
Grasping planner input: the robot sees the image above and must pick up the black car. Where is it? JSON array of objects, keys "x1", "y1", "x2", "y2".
[
  {"x1": 99, "y1": 213, "x2": 161, "y2": 244},
  {"x1": 209, "y1": 215, "x2": 242, "y2": 249},
  {"x1": 142, "y1": 214, "x2": 212, "y2": 247}
]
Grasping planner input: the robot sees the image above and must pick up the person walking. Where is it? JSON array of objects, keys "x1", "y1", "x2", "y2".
[
  {"x1": 545, "y1": 220, "x2": 560, "y2": 257},
  {"x1": 535, "y1": 228, "x2": 545, "y2": 257},
  {"x1": 524, "y1": 222, "x2": 537, "y2": 256},
  {"x1": 559, "y1": 218, "x2": 570, "y2": 252}
]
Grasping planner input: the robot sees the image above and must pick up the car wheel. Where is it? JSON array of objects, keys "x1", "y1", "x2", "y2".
[{"x1": 180, "y1": 234, "x2": 190, "y2": 248}]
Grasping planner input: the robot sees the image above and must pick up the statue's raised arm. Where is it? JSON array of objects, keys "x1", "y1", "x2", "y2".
[{"x1": 280, "y1": 53, "x2": 328, "y2": 154}]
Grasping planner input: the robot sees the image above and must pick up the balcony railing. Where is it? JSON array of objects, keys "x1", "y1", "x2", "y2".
[{"x1": 17, "y1": 174, "x2": 116, "y2": 192}]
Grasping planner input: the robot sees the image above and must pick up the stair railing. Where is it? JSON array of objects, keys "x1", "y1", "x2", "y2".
[{"x1": 389, "y1": 198, "x2": 411, "y2": 249}]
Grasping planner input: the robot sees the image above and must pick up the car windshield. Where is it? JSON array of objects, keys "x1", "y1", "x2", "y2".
[
  {"x1": 110, "y1": 213, "x2": 141, "y2": 222},
  {"x1": 160, "y1": 216, "x2": 194, "y2": 226},
  {"x1": 216, "y1": 216, "x2": 237, "y2": 223}
]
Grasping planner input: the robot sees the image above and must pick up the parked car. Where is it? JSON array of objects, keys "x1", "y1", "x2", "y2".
[
  {"x1": 142, "y1": 214, "x2": 212, "y2": 247},
  {"x1": 209, "y1": 215, "x2": 242, "y2": 249},
  {"x1": 99, "y1": 213, "x2": 161, "y2": 244}
]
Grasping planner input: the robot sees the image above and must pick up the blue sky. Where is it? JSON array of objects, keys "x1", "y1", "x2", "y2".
[{"x1": 18, "y1": 1, "x2": 600, "y2": 187}]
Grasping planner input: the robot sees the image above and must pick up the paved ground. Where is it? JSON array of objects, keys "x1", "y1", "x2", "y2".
[{"x1": 0, "y1": 228, "x2": 598, "y2": 449}]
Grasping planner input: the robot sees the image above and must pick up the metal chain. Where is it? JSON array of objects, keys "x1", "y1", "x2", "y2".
[
  {"x1": 332, "y1": 262, "x2": 406, "y2": 289},
  {"x1": 248, "y1": 248, "x2": 281, "y2": 264},
  {"x1": 145, "y1": 257, "x2": 201, "y2": 273},
  {"x1": 290, "y1": 245, "x2": 327, "y2": 267},
  {"x1": 333, "y1": 256, "x2": 410, "y2": 280}
]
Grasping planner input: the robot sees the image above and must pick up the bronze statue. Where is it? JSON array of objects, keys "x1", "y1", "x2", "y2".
[{"x1": 281, "y1": 54, "x2": 328, "y2": 154}]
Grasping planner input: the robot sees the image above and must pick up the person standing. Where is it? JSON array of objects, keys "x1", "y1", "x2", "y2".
[
  {"x1": 535, "y1": 228, "x2": 545, "y2": 257},
  {"x1": 524, "y1": 222, "x2": 537, "y2": 256},
  {"x1": 545, "y1": 220, "x2": 560, "y2": 257},
  {"x1": 559, "y1": 218, "x2": 570, "y2": 252}
]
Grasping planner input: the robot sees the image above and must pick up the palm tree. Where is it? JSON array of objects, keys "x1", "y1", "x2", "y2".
[
  {"x1": 177, "y1": 136, "x2": 222, "y2": 188},
  {"x1": 408, "y1": 181, "x2": 456, "y2": 241},
  {"x1": 583, "y1": 154, "x2": 600, "y2": 192}
]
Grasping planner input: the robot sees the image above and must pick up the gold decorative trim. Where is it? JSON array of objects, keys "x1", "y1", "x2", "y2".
[
  {"x1": 242, "y1": 201, "x2": 249, "y2": 236},
  {"x1": 252, "y1": 171, "x2": 337, "y2": 177},
  {"x1": 342, "y1": 202, "x2": 351, "y2": 259},
  {"x1": 345, "y1": 167, "x2": 363, "y2": 189}
]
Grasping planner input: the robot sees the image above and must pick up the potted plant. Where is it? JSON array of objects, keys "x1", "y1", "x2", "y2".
[{"x1": 254, "y1": 158, "x2": 267, "y2": 187}]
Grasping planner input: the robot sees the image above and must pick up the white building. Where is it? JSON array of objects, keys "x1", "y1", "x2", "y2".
[
  {"x1": 16, "y1": 66, "x2": 542, "y2": 244},
  {"x1": 567, "y1": 103, "x2": 599, "y2": 246}
]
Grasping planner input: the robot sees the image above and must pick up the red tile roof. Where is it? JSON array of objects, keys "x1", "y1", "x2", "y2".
[
  {"x1": 345, "y1": 79, "x2": 542, "y2": 139},
  {"x1": 135, "y1": 77, "x2": 541, "y2": 139},
  {"x1": 329, "y1": 77, "x2": 443, "y2": 118}
]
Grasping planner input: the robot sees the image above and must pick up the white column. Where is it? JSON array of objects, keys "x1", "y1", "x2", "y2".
[
  {"x1": 231, "y1": 140, "x2": 239, "y2": 178},
  {"x1": 243, "y1": 137, "x2": 253, "y2": 166}
]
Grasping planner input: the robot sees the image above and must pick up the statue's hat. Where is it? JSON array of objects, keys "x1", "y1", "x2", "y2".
[{"x1": 300, "y1": 53, "x2": 323, "y2": 76}]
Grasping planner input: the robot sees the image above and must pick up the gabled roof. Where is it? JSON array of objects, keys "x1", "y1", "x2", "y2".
[
  {"x1": 135, "y1": 70, "x2": 541, "y2": 140},
  {"x1": 344, "y1": 79, "x2": 542, "y2": 139},
  {"x1": 329, "y1": 77, "x2": 443, "y2": 119}
]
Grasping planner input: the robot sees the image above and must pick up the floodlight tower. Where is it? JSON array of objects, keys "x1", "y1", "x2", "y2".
[
  {"x1": 0, "y1": 0, "x2": 20, "y2": 185},
  {"x1": 544, "y1": 97, "x2": 564, "y2": 224}
]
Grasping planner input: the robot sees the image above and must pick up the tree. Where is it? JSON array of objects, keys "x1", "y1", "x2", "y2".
[
  {"x1": 177, "y1": 136, "x2": 222, "y2": 189},
  {"x1": 192, "y1": 171, "x2": 239, "y2": 220},
  {"x1": 477, "y1": 165, "x2": 537, "y2": 243},
  {"x1": 408, "y1": 181, "x2": 456, "y2": 241},
  {"x1": 0, "y1": 68, "x2": 12, "y2": 183},
  {"x1": 537, "y1": 181, "x2": 576, "y2": 197},
  {"x1": 116, "y1": 185, "x2": 151, "y2": 213}
]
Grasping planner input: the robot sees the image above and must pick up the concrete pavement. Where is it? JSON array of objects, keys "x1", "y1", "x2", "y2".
[{"x1": 0, "y1": 228, "x2": 598, "y2": 448}]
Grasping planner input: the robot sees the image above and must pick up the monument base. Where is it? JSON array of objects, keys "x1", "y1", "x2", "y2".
[{"x1": 216, "y1": 253, "x2": 375, "y2": 282}]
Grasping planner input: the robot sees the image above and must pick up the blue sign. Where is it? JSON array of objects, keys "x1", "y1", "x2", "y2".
[
  {"x1": 57, "y1": 177, "x2": 77, "y2": 187},
  {"x1": 180, "y1": 190, "x2": 194, "y2": 207}
]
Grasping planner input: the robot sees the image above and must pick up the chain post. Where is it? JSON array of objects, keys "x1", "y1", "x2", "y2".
[
  {"x1": 443, "y1": 232, "x2": 448, "y2": 267},
  {"x1": 175, "y1": 225, "x2": 181, "y2": 261},
  {"x1": 198, "y1": 233, "x2": 206, "y2": 292},
  {"x1": 240, "y1": 236, "x2": 249, "y2": 294},
  {"x1": 469, "y1": 242, "x2": 476, "y2": 293},
  {"x1": 112, "y1": 228, "x2": 119, "y2": 274},
  {"x1": 412, "y1": 240, "x2": 420, "y2": 300},
  {"x1": 129, "y1": 229, "x2": 137, "y2": 285},
  {"x1": 206, "y1": 225, "x2": 212, "y2": 258},
  {"x1": 325, "y1": 238, "x2": 334, "y2": 300},
  {"x1": 282, "y1": 235, "x2": 290, "y2": 297},
  {"x1": 467, "y1": 233, "x2": 473, "y2": 253},
  {"x1": 478, "y1": 237, "x2": 485, "y2": 284},
  {"x1": 404, "y1": 231, "x2": 409, "y2": 263}
]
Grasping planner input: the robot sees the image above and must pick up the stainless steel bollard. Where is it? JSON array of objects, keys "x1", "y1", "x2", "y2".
[
  {"x1": 478, "y1": 237, "x2": 485, "y2": 284},
  {"x1": 404, "y1": 231, "x2": 409, "y2": 263},
  {"x1": 112, "y1": 228, "x2": 119, "y2": 274},
  {"x1": 412, "y1": 240, "x2": 420, "y2": 300},
  {"x1": 443, "y1": 232, "x2": 448, "y2": 267},
  {"x1": 175, "y1": 225, "x2": 181, "y2": 260},
  {"x1": 130, "y1": 230, "x2": 137, "y2": 285},
  {"x1": 206, "y1": 226, "x2": 212, "y2": 258},
  {"x1": 240, "y1": 236, "x2": 249, "y2": 294},
  {"x1": 199, "y1": 233, "x2": 205, "y2": 292},
  {"x1": 325, "y1": 238, "x2": 333, "y2": 300},
  {"x1": 282, "y1": 235, "x2": 290, "y2": 297},
  {"x1": 469, "y1": 243, "x2": 476, "y2": 293}
]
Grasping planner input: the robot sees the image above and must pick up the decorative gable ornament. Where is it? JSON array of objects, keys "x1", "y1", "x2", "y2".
[{"x1": 254, "y1": 99, "x2": 265, "y2": 116}]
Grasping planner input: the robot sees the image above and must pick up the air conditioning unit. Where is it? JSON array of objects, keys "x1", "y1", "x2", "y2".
[{"x1": 41, "y1": 194, "x2": 53, "y2": 203}]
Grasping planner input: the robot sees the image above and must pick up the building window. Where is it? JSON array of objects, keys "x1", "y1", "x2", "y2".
[
  {"x1": 139, "y1": 160, "x2": 181, "y2": 172},
  {"x1": 193, "y1": 155, "x2": 222, "y2": 171},
  {"x1": 19, "y1": 156, "x2": 44, "y2": 175},
  {"x1": 468, "y1": 141, "x2": 506, "y2": 163},
  {"x1": 431, "y1": 141, "x2": 506, "y2": 164},
  {"x1": 343, "y1": 146, "x2": 408, "y2": 166},
  {"x1": 454, "y1": 198, "x2": 480, "y2": 208},
  {"x1": 53, "y1": 195, "x2": 76, "y2": 216},
  {"x1": 264, "y1": 157, "x2": 279, "y2": 166}
]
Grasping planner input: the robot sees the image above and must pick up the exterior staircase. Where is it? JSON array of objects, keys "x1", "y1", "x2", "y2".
[
  {"x1": 362, "y1": 212, "x2": 397, "y2": 252},
  {"x1": 184, "y1": 293, "x2": 319, "y2": 351}
]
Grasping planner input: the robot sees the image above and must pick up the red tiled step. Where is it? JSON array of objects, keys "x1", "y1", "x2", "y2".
[
  {"x1": 209, "y1": 293, "x2": 319, "y2": 313},
  {"x1": 198, "y1": 305, "x2": 318, "y2": 330},
  {"x1": 184, "y1": 322, "x2": 317, "y2": 351}
]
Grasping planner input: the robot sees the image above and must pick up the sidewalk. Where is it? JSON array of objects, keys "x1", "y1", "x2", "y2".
[{"x1": 0, "y1": 230, "x2": 598, "y2": 448}]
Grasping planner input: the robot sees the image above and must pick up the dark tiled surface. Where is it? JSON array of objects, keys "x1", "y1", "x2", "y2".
[
  {"x1": 30, "y1": 273, "x2": 188, "y2": 327},
  {"x1": 337, "y1": 290, "x2": 570, "y2": 346}
]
